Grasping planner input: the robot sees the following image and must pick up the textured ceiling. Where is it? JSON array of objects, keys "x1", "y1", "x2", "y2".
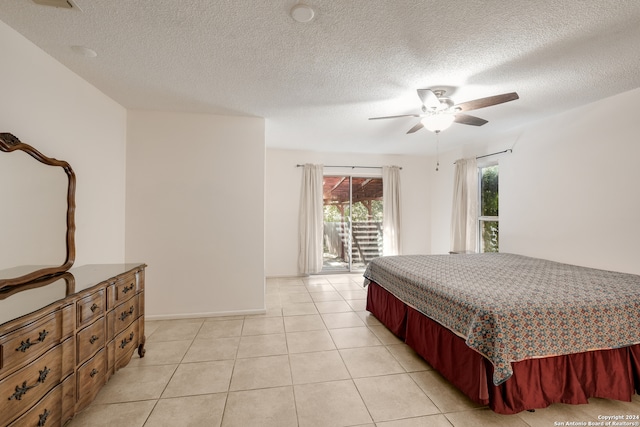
[{"x1": 1, "y1": 0, "x2": 640, "y2": 155}]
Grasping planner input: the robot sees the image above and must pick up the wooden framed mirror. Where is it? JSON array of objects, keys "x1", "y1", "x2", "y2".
[{"x1": 0, "y1": 133, "x2": 76, "y2": 288}]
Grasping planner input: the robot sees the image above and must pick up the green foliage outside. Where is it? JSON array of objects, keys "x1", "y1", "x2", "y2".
[
  {"x1": 481, "y1": 221, "x2": 499, "y2": 252},
  {"x1": 324, "y1": 205, "x2": 340, "y2": 222},
  {"x1": 480, "y1": 166, "x2": 499, "y2": 252},
  {"x1": 324, "y1": 200, "x2": 382, "y2": 223}
]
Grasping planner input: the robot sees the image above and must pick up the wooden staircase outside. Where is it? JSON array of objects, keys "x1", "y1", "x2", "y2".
[{"x1": 324, "y1": 221, "x2": 382, "y2": 269}]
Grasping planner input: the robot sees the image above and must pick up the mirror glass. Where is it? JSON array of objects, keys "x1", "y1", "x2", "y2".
[
  {"x1": 0, "y1": 133, "x2": 75, "y2": 288},
  {"x1": 0, "y1": 273, "x2": 74, "y2": 324}
]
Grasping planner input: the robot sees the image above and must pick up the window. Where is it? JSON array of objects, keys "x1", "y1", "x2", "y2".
[{"x1": 479, "y1": 164, "x2": 499, "y2": 252}]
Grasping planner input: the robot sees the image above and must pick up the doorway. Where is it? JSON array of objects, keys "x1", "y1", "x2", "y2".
[{"x1": 322, "y1": 176, "x2": 383, "y2": 272}]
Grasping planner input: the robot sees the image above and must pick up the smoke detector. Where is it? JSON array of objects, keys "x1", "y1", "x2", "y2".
[{"x1": 290, "y1": 4, "x2": 315, "y2": 23}]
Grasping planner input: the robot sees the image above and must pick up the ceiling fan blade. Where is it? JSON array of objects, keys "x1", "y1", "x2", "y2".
[
  {"x1": 454, "y1": 92, "x2": 519, "y2": 112},
  {"x1": 454, "y1": 114, "x2": 488, "y2": 126},
  {"x1": 417, "y1": 89, "x2": 440, "y2": 109},
  {"x1": 406, "y1": 121, "x2": 424, "y2": 134},
  {"x1": 369, "y1": 114, "x2": 421, "y2": 120}
]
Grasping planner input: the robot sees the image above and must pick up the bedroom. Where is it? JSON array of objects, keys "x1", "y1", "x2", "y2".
[{"x1": 1, "y1": 1, "x2": 639, "y2": 426}]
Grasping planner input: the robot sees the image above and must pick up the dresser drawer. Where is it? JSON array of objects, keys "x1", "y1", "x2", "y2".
[
  {"x1": 106, "y1": 273, "x2": 137, "y2": 310},
  {"x1": 0, "y1": 305, "x2": 74, "y2": 378},
  {"x1": 114, "y1": 321, "x2": 138, "y2": 367},
  {"x1": 76, "y1": 348, "x2": 106, "y2": 412},
  {"x1": 76, "y1": 289, "x2": 105, "y2": 329},
  {"x1": 0, "y1": 337, "x2": 74, "y2": 425},
  {"x1": 106, "y1": 292, "x2": 140, "y2": 342},
  {"x1": 8, "y1": 374, "x2": 75, "y2": 427},
  {"x1": 77, "y1": 318, "x2": 105, "y2": 366},
  {"x1": 114, "y1": 294, "x2": 139, "y2": 336}
]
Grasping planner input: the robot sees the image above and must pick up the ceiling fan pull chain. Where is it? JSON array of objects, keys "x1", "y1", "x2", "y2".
[{"x1": 435, "y1": 131, "x2": 440, "y2": 172}]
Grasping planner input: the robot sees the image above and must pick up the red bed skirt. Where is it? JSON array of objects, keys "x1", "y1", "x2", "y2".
[{"x1": 366, "y1": 281, "x2": 640, "y2": 414}]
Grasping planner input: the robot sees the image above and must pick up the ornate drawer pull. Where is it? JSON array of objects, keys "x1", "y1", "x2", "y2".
[
  {"x1": 90, "y1": 303, "x2": 99, "y2": 312},
  {"x1": 119, "y1": 306, "x2": 135, "y2": 321},
  {"x1": 38, "y1": 409, "x2": 50, "y2": 426},
  {"x1": 15, "y1": 329, "x2": 49, "y2": 352},
  {"x1": 122, "y1": 283, "x2": 134, "y2": 294},
  {"x1": 119, "y1": 332, "x2": 135, "y2": 349},
  {"x1": 8, "y1": 366, "x2": 50, "y2": 400},
  {"x1": 89, "y1": 368, "x2": 99, "y2": 378},
  {"x1": 89, "y1": 335, "x2": 99, "y2": 344},
  {"x1": 9, "y1": 381, "x2": 35, "y2": 401}
]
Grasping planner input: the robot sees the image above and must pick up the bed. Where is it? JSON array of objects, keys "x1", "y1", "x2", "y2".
[{"x1": 363, "y1": 253, "x2": 640, "y2": 414}]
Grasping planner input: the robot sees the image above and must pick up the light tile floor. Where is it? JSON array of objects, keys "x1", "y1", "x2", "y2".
[{"x1": 69, "y1": 274, "x2": 640, "y2": 427}]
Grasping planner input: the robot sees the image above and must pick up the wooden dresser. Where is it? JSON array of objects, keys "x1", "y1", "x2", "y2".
[{"x1": 0, "y1": 263, "x2": 146, "y2": 427}]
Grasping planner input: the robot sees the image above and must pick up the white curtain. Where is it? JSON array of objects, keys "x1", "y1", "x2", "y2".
[
  {"x1": 382, "y1": 165, "x2": 401, "y2": 256},
  {"x1": 298, "y1": 164, "x2": 324, "y2": 275},
  {"x1": 450, "y1": 158, "x2": 478, "y2": 253}
]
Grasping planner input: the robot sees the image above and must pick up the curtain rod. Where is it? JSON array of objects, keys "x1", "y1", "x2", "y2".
[
  {"x1": 454, "y1": 149, "x2": 512, "y2": 164},
  {"x1": 477, "y1": 149, "x2": 512, "y2": 160},
  {"x1": 296, "y1": 164, "x2": 402, "y2": 170}
]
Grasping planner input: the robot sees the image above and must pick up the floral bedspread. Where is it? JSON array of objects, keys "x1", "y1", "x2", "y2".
[{"x1": 363, "y1": 253, "x2": 640, "y2": 385}]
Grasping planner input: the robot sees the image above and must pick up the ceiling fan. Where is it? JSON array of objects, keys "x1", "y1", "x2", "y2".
[{"x1": 369, "y1": 89, "x2": 519, "y2": 134}]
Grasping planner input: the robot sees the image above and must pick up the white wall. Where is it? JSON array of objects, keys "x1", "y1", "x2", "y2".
[
  {"x1": 126, "y1": 110, "x2": 266, "y2": 318},
  {"x1": 427, "y1": 148, "x2": 459, "y2": 255},
  {"x1": 499, "y1": 88, "x2": 640, "y2": 274},
  {"x1": 265, "y1": 148, "x2": 431, "y2": 277},
  {"x1": 429, "y1": 88, "x2": 640, "y2": 275},
  {"x1": 0, "y1": 19, "x2": 127, "y2": 267}
]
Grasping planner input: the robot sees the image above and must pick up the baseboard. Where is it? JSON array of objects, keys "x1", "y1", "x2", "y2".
[
  {"x1": 266, "y1": 274, "x2": 305, "y2": 279},
  {"x1": 144, "y1": 308, "x2": 267, "y2": 321}
]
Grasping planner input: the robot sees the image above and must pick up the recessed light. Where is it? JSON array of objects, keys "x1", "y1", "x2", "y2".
[
  {"x1": 71, "y1": 45, "x2": 97, "y2": 58},
  {"x1": 290, "y1": 4, "x2": 315, "y2": 23},
  {"x1": 32, "y1": 0, "x2": 82, "y2": 11},
  {"x1": 32, "y1": 0, "x2": 73, "y2": 8}
]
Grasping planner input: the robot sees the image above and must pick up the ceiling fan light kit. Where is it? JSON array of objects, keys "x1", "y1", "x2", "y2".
[
  {"x1": 421, "y1": 114, "x2": 455, "y2": 133},
  {"x1": 370, "y1": 89, "x2": 519, "y2": 134}
]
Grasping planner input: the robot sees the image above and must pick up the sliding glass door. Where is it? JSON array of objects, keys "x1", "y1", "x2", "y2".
[{"x1": 322, "y1": 176, "x2": 383, "y2": 272}]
